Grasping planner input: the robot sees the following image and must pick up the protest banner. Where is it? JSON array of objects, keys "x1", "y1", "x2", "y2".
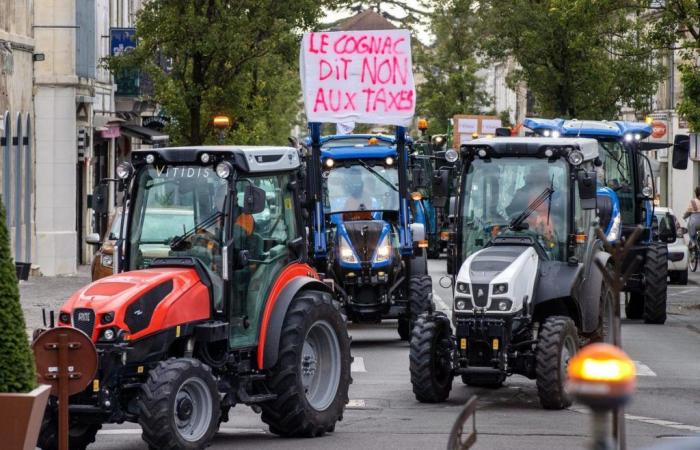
[{"x1": 300, "y1": 30, "x2": 416, "y2": 127}]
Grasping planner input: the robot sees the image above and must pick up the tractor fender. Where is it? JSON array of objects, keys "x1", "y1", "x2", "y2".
[
  {"x1": 259, "y1": 276, "x2": 331, "y2": 370},
  {"x1": 533, "y1": 261, "x2": 582, "y2": 305},
  {"x1": 579, "y1": 250, "x2": 612, "y2": 333}
]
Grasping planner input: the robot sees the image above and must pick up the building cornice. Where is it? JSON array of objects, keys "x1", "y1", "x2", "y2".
[{"x1": 0, "y1": 30, "x2": 35, "y2": 52}]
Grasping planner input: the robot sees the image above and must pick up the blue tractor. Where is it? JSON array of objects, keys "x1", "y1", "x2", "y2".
[
  {"x1": 304, "y1": 128, "x2": 433, "y2": 340},
  {"x1": 522, "y1": 118, "x2": 690, "y2": 324}
]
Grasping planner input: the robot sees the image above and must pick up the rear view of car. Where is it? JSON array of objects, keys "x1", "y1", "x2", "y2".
[{"x1": 656, "y1": 207, "x2": 689, "y2": 284}]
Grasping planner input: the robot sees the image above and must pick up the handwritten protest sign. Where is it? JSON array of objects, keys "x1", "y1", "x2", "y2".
[{"x1": 300, "y1": 29, "x2": 415, "y2": 127}]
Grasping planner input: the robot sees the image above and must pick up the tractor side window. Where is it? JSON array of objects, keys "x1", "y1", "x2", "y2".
[
  {"x1": 598, "y1": 142, "x2": 634, "y2": 225},
  {"x1": 229, "y1": 173, "x2": 297, "y2": 349}
]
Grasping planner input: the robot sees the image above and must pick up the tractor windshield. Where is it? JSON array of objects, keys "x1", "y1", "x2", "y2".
[
  {"x1": 128, "y1": 166, "x2": 227, "y2": 272},
  {"x1": 323, "y1": 161, "x2": 399, "y2": 216},
  {"x1": 460, "y1": 158, "x2": 569, "y2": 261}
]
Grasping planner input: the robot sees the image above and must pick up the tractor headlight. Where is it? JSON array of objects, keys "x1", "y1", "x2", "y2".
[
  {"x1": 145, "y1": 153, "x2": 155, "y2": 164},
  {"x1": 455, "y1": 299, "x2": 471, "y2": 311},
  {"x1": 456, "y1": 282, "x2": 470, "y2": 294},
  {"x1": 101, "y1": 328, "x2": 116, "y2": 341},
  {"x1": 116, "y1": 162, "x2": 134, "y2": 179},
  {"x1": 551, "y1": 130, "x2": 561, "y2": 138},
  {"x1": 339, "y1": 236, "x2": 358, "y2": 264},
  {"x1": 489, "y1": 298, "x2": 513, "y2": 312},
  {"x1": 101, "y1": 254, "x2": 113, "y2": 268},
  {"x1": 568, "y1": 150, "x2": 584, "y2": 166},
  {"x1": 216, "y1": 161, "x2": 233, "y2": 179},
  {"x1": 492, "y1": 283, "x2": 508, "y2": 295},
  {"x1": 445, "y1": 149, "x2": 458, "y2": 163},
  {"x1": 374, "y1": 234, "x2": 391, "y2": 263}
]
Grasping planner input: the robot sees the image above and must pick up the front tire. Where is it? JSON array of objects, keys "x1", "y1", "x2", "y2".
[
  {"x1": 37, "y1": 407, "x2": 101, "y2": 450},
  {"x1": 138, "y1": 358, "x2": 220, "y2": 450},
  {"x1": 260, "y1": 290, "x2": 351, "y2": 437},
  {"x1": 409, "y1": 312, "x2": 453, "y2": 403},
  {"x1": 643, "y1": 243, "x2": 668, "y2": 324},
  {"x1": 535, "y1": 316, "x2": 578, "y2": 410},
  {"x1": 592, "y1": 282, "x2": 615, "y2": 343}
]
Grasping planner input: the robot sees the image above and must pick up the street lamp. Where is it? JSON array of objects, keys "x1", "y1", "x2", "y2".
[{"x1": 567, "y1": 343, "x2": 636, "y2": 450}]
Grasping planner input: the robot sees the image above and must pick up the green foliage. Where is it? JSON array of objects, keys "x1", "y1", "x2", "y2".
[
  {"x1": 0, "y1": 199, "x2": 36, "y2": 393},
  {"x1": 328, "y1": 1, "x2": 432, "y2": 30},
  {"x1": 678, "y1": 65, "x2": 700, "y2": 132},
  {"x1": 416, "y1": 0, "x2": 490, "y2": 135},
  {"x1": 474, "y1": 0, "x2": 664, "y2": 119},
  {"x1": 107, "y1": 0, "x2": 331, "y2": 146}
]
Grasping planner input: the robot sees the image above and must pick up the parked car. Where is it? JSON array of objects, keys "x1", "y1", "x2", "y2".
[
  {"x1": 86, "y1": 211, "x2": 123, "y2": 281},
  {"x1": 655, "y1": 207, "x2": 689, "y2": 285}
]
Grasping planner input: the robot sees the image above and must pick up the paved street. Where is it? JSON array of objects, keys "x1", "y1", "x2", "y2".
[{"x1": 20, "y1": 260, "x2": 700, "y2": 449}]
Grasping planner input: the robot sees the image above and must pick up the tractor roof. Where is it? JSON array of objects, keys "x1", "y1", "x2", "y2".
[
  {"x1": 132, "y1": 146, "x2": 300, "y2": 173},
  {"x1": 305, "y1": 133, "x2": 411, "y2": 161},
  {"x1": 464, "y1": 137, "x2": 599, "y2": 161},
  {"x1": 321, "y1": 145, "x2": 396, "y2": 160},
  {"x1": 523, "y1": 118, "x2": 653, "y2": 140}
]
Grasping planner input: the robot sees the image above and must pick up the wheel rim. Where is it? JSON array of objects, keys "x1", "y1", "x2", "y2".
[
  {"x1": 301, "y1": 320, "x2": 341, "y2": 411},
  {"x1": 174, "y1": 377, "x2": 213, "y2": 442},
  {"x1": 693, "y1": 247, "x2": 699, "y2": 272},
  {"x1": 560, "y1": 334, "x2": 577, "y2": 381}
]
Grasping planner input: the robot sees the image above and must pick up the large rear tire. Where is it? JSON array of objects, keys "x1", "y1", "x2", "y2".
[
  {"x1": 591, "y1": 281, "x2": 615, "y2": 343},
  {"x1": 643, "y1": 243, "x2": 668, "y2": 324},
  {"x1": 535, "y1": 316, "x2": 578, "y2": 410},
  {"x1": 399, "y1": 274, "x2": 433, "y2": 341},
  {"x1": 409, "y1": 312, "x2": 453, "y2": 403},
  {"x1": 138, "y1": 358, "x2": 220, "y2": 450},
  {"x1": 37, "y1": 407, "x2": 101, "y2": 450},
  {"x1": 260, "y1": 290, "x2": 351, "y2": 437}
]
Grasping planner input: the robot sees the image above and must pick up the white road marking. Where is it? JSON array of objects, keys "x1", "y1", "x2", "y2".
[
  {"x1": 433, "y1": 291, "x2": 452, "y2": 318},
  {"x1": 569, "y1": 408, "x2": 700, "y2": 433},
  {"x1": 634, "y1": 361, "x2": 657, "y2": 377},
  {"x1": 351, "y1": 356, "x2": 366, "y2": 372},
  {"x1": 347, "y1": 399, "x2": 367, "y2": 409}
]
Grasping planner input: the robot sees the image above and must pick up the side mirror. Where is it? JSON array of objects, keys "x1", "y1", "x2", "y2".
[
  {"x1": 672, "y1": 134, "x2": 690, "y2": 170},
  {"x1": 410, "y1": 223, "x2": 426, "y2": 242},
  {"x1": 495, "y1": 127, "x2": 511, "y2": 137},
  {"x1": 91, "y1": 184, "x2": 109, "y2": 215},
  {"x1": 242, "y1": 185, "x2": 266, "y2": 214},
  {"x1": 577, "y1": 170, "x2": 597, "y2": 210},
  {"x1": 85, "y1": 233, "x2": 102, "y2": 246},
  {"x1": 433, "y1": 169, "x2": 450, "y2": 198},
  {"x1": 658, "y1": 213, "x2": 677, "y2": 243}
]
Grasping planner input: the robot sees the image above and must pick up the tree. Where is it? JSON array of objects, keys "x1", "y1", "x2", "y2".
[
  {"x1": 327, "y1": 1, "x2": 433, "y2": 31},
  {"x1": 474, "y1": 0, "x2": 664, "y2": 119},
  {"x1": 645, "y1": 0, "x2": 700, "y2": 131},
  {"x1": 108, "y1": 0, "x2": 332, "y2": 145},
  {"x1": 0, "y1": 198, "x2": 35, "y2": 393},
  {"x1": 415, "y1": 0, "x2": 490, "y2": 134}
]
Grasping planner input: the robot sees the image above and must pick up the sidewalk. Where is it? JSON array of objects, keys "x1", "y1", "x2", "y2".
[{"x1": 19, "y1": 266, "x2": 90, "y2": 335}]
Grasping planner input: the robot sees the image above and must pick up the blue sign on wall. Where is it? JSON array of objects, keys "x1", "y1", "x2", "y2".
[{"x1": 110, "y1": 28, "x2": 139, "y2": 96}]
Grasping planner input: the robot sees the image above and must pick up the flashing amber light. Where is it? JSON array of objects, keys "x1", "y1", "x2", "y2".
[
  {"x1": 492, "y1": 339, "x2": 499, "y2": 350},
  {"x1": 567, "y1": 343, "x2": 636, "y2": 396},
  {"x1": 418, "y1": 240, "x2": 429, "y2": 248},
  {"x1": 575, "y1": 234, "x2": 587, "y2": 244},
  {"x1": 645, "y1": 116, "x2": 653, "y2": 125},
  {"x1": 418, "y1": 118, "x2": 429, "y2": 130},
  {"x1": 213, "y1": 115, "x2": 231, "y2": 129},
  {"x1": 368, "y1": 137, "x2": 379, "y2": 145},
  {"x1": 411, "y1": 191, "x2": 423, "y2": 201},
  {"x1": 471, "y1": 132, "x2": 479, "y2": 139}
]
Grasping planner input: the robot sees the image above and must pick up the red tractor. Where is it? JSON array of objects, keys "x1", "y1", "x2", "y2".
[{"x1": 38, "y1": 146, "x2": 352, "y2": 449}]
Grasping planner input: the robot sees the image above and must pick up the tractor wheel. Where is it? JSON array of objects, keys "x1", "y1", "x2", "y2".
[
  {"x1": 427, "y1": 238, "x2": 441, "y2": 259},
  {"x1": 261, "y1": 290, "x2": 351, "y2": 437},
  {"x1": 625, "y1": 293, "x2": 644, "y2": 320},
  {"x1": 397, "y1": 317, "x2": 410, "y2": 341},
  {"x1": 37, "y1": 407, "x2": 101, "y2": 450},
  {"x1": 409, "y1": 312, "x2": 453, "y2": 403},
  {"x1": 410, "y1": 248, "x2": 428, "y2": 276},
  {"x1": 460, "y1": 374, "x2": 505, "y2": 388},
  {"x1": 535, "y1": 316, "x2": 578, "y2": 410},
  {"x1": 643, "y1": 243, "x2": 668, "y2": 324},
  {"x1": 138, "y1": 358, "x2": 220, "y2": 450},
  {"x1": 591, "y1": 281, "x2": 615, "y2": 344}
]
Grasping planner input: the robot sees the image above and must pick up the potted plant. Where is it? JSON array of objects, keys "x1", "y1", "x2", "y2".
[{"x1": 0, "y1": 199, "x2": 51, "y2": 449}]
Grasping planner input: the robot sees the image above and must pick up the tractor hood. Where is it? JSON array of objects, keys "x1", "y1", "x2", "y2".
[
  {"x1": 338, "y1": 220, "x2": 394, "y2": 268},
  {"x1": 58, "y1": 267, "x2": 211, "y2": 342},
  {"x1": 455, "y1": 245, "x2": 538, "y2": 314}
]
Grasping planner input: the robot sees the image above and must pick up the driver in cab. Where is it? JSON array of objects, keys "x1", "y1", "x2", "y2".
[
  {"x1": 505, "y1": 168, "x2": 558, "y2": 246},
  {"x1": 342, "y1": 169, "x2": 374, "y2": 221}
]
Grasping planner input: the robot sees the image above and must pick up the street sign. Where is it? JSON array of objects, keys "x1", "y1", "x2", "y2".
[
  {"x1": 32, "y1": 327, "x2": 97, "y2": 450},
  {"x1": 651, "y1": 121, "x2": 667, "y2": 139},
  {"x1": 300, "y1": 29, "x2": 415, "y2": 127}
]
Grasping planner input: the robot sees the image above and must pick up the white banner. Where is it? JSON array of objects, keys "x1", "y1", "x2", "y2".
[{"x1": 300, "y1": 30, "x2": 416, "y2": 127}]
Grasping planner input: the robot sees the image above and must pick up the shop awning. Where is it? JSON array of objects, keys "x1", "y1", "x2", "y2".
[
  {"x1": 93, "y1": 114, "x2": 125, "y2": 131},
  {"x1": 121, "y1": 124, "x2": 169, "y2": 145}
]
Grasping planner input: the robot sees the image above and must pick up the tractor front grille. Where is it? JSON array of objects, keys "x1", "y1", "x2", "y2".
[
  {"x1": 72, "y1": 308, "x2": 95, "y2": 338},
  {"x1": 471, "y1": 284, "x2": 489, "y2": 307}
]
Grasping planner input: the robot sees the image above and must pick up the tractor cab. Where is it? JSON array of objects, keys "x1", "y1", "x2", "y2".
[
  {"x1": 41, "y1": 145, "x2": 351, "y2": 449},
  {"x1": 523, "y1": 118, "x2": 691, "y2": 324}
]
